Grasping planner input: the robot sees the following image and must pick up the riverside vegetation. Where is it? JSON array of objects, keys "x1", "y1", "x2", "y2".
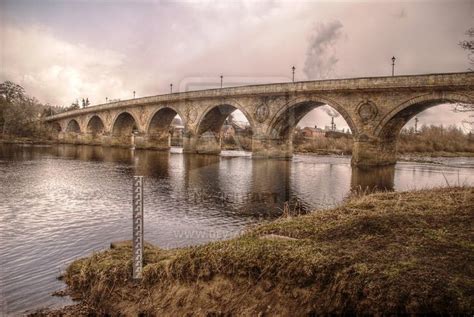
[
  {"x1": 34, "y1": 187, "x2": 473, "y2": 316},
  {"x1": 0, "y1": 81, "x2": 84, "y2": 143},
  {"x1": 292, "y1": 125, "x2": 474, "y2": 156}
]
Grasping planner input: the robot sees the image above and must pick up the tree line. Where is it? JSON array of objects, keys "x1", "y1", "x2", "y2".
[
  {"x1": 294, "y1": 125, "x2": 474, "y2": 155},
  {"x1": 0, "y1": 81, "x2": 50, "y2": 138},
  {"x1": 0, "y1": 81, "x2": 94, "y2": 139}
]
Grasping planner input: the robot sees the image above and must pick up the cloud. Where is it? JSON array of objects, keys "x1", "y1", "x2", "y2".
[
  {"x1": 0, "y1": 0, "x2": 472, "y2": 135},
  {"x1": 297, "y1": 107, "x2": 348, "y2": 131},
  {"x1": 320, "y1": 106, "x2": 340, "y2": 118},
  {"x1": 404, "y1": 104, "x2": 469, "y2": 131},
  {"x1": 0, "y1": 24, "x2": 126, "y2": 106},
  {"x1": 303, "y1": 20, "x2": 344, "y2": 80}
]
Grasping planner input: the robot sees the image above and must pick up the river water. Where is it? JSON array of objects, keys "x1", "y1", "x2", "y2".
[{"x1": 0, "y1": 144, "x2": 473, "y2": 315}]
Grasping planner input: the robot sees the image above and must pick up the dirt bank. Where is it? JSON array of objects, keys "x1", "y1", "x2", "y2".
[{"x1": 35, "y1": 187, "x2": 474, "y2": 316}]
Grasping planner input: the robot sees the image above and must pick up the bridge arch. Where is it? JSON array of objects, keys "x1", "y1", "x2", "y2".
[
  {"x1": 66, "y1": 119, "x2": 81, "y2": 133},
  {"x1": 193, "y1": 100, "x2": 254, "y2": 153},
  {"x1": 267, "y1": 95, "x2": 357, "y2": 139},
  {"x1": 375, "y1": 92, "x2": 473, "y2": 140},
  {"x1": 146, "y1": 106, "x2": 186, "y2": 135},
  {"x1": 196, "y1": 100, "x2": 255, "y2": 136},
  {"x1": 112, "y1": 112, "x2": 139, "y2": 136},
  {"x1": 86, "y1": 115, "x2": 105, "y2": 135},
  {"x1": 49, "y1": 121, "x2": 62, "y2": 133}
]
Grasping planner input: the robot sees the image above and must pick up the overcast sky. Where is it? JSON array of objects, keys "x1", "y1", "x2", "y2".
[{"x1": 1, "y1": 0, "x2": 472, "y2": 130}]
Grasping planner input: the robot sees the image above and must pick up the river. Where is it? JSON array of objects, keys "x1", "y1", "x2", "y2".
[{"x1": 0, "y1": 144, "x2": 473, "y2": 315}]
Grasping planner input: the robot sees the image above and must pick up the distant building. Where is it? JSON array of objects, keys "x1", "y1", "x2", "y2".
[
  {"x1": 170, "y1": 124, "x2": 184, "y2": 146},
  {"x1": 221, "y1": 124, "x2": 236, "y2": 138},
  {"x1": 295, "y1": 125, "x2": 351, "y2": 139},
  {"x1": 325, "y1": 130, "x2": 351, "y2": 139},
  {"x1": 171, "y1": 125, "x2": 184, "y2": 137},
  {"x1": 300, "y1": 126, "x2": 325, "y2": 138},
  {"x1": 170, "y1": 117, "x2": 184, "y2": 143},
  {"x1": 171, "y1": 117, "x2": 182, "y2": 126}
]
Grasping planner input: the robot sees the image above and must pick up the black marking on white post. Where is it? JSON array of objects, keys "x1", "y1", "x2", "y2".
[{"x1": 132, "y1": 176, "x2": 144, "y2": 279}]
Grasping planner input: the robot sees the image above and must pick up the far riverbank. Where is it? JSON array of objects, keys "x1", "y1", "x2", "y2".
[
  {"x1": 3, "y1": 137, "x2": 474, "y2": 159},
  {"x1": 0, "y1": 137, "x2": 58, "y2": 145}
]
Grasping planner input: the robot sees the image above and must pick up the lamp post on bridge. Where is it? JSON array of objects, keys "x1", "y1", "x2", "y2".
[
  {"x1": 170, "y1": 83, "x2": 173, "y2": 93},
  {"x1": 391, "y1": 56, "x2": 396, "y2": 76},
  {"x1": 133, "y1": 91, "x2": 136, "y2": 99},
  {"x1": 292, "y1": 66, "x2": 295, "y2": 83},
  {"x1": 220, "y1": 75, "x2": 223, "y2": 88}
]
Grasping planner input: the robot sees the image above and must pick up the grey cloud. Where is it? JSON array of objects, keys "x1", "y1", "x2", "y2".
[
  {"x1": 320, "y1": 105, "x2": 340, "y2": 118},
  {"x1": 303, "y1": 20, "x2": 344, "y2": 80}
]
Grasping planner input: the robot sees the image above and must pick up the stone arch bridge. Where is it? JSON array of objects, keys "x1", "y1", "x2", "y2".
[{"x1": 45, "y1": 72, "x2": 473, "y2": 167}]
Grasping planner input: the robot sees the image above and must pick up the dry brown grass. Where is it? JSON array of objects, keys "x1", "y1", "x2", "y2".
[
  {"x1": 293, "y1": 125, "x2": 474, "y2": 156},
  {"x1": 294, "y1": 136, "x2": 353, "y2": 155},
  {"x1": 398, "y1": 125, "x2": 474, "y2": 154},
  {"x1": 60, "y1": 187, "x2": 474, "y2": 316},
  {"x1": 221, "y1": 135, "x2": 253, "y2": 151}
]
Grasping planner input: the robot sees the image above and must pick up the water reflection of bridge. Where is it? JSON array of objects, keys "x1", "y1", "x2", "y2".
[{"x1": 37, "y1": 145, "x2": 398, "y2": 216}]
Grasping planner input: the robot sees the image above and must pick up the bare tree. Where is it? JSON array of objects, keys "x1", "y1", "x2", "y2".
[
  {"x1": 459, "y1": 27, "x2": 474, "y2": 69},
  {"x1": 1, "y1": 81, "x2": 27, "y2": 136},
  {"x1": 453, "y1": 102, "x2": 474, "y2": 133},
  {"x1": 0, "y1": 81, "x2": 47, "y2": 137},
  {"x1": 454, "y1": 28, "x2": 474, "y2": 132}
]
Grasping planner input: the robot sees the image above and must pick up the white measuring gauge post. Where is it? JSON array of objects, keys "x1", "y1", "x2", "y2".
[{"x1": 132, "y1": 176, "x2": 144, "y2": 279}]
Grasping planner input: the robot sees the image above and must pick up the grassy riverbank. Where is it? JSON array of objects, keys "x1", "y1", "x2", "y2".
[{"x1": 35, "y1": 186, "x2": 473, "y2": 316}]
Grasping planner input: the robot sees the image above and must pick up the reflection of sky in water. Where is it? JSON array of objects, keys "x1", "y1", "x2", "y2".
[
  {"x1": 0, "y1": 144, "x2": 473, "y2": 314},
  {"x1": 394, "y1": 161, "x2": 473, "y2": 190}
]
